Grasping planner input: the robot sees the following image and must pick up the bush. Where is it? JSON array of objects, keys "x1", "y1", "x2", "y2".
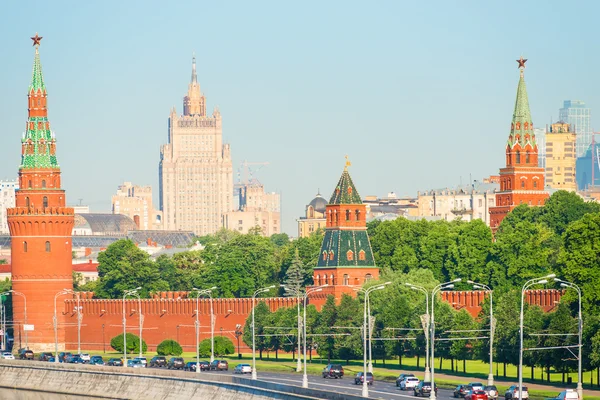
[
  {"x1": 157, "y1": 339, "x2": 182, "y2": 356},
  {"x1": 199, "y1": 336, "x2": 235, "y2": 358},
  {"x1": 110, "y1": 333, "x2": 147, "y2": 354}
]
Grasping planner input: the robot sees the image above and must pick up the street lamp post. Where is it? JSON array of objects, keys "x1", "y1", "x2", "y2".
[
  {"x1": 53, "y1": 289, "x2": 73, "y2": 363},
  {"x1": 430, "y1": 279, "x2": 461, "y2": 400},
  {"x1": 468, "y1": 281, "x2": 494, "y2": 386},
  {"x1": 194, "y1": 287, "x2": 217, "y2": 365},
  {"x1": 554, "y1": 278, "x2": 583, "y2": 400},
  {"x1": 0, "y1": 290, "x2": 28, "y2": 350},
  {"x1": 355, "y1": 282, "x2": 391, "y2": 374},
  {"x1": 252, "y1": 285, "x2": 276, "y2": 380},
  {"x1": 303, "y1": 284, "x2": 328, "y2": 388},
  {"x1": 519, "y1": 274, "x2": 554, "y2": 400},
  {"x1": 75, "y1": 292, "x2": 82, "y2": 355},
  {"x1": 281, "y1": 285, "x2": 304, "y2": 373},
  {"x1": 122, "y1": 287, "x2": 141, "y2": 368},
  {"x1": 406, "y1": 283, "x2": 431, "y2": 381},
  {"x1": 235, "y1": 324, "x2": 243, "y2": 359}
]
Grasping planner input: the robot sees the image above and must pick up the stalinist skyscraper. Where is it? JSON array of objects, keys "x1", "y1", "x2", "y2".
[{"x1": 159, "y1": 57, "x2": 232, "y2": 235}]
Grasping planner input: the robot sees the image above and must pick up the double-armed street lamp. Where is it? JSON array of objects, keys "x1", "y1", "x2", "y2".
[
  {"x1": 252, "y1": 285, "x2": 277, "y2": 380},
  {"x1": 193, "y1": 286, "x2": 217, "y2": 372},
  {"x1": 0, "y1": 290, "x2": 27, "y2": 350},
  {"x1": 405, "y1": 283, "x2": 431, "y2": 381},
  {"x1": 468, "y1": 280, "x2": 494, "y2": 386},
  {"x1": 53, "y1": 288, "x2": 73, "y2": 363},
  {"x1": 122, "y1": 287, "x2": 142, "y2": 368},
  {"x1": 302, "y1": 284, "x2": 328, "y2": 388},
  {"x1": 282, "y1": 284, "x2": 304, "y2": 373}
]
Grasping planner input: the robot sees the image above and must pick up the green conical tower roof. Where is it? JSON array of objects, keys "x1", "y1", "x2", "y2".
[
  {"x1": 507, "y1": 57, "x2": 536, "y2": 148},
  {"x1": 29, "y1": 47, "x2": 46, "y2": 93},
  {"x1": 329, "y1": 164, "x2": 362, "y2": 205}
]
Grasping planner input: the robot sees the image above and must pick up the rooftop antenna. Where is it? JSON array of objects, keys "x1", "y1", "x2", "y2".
[{"x1": 78, "y1": 198, "x2": 83, "y2": 206}]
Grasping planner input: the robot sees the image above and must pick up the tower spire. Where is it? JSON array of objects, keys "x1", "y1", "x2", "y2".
[
  {"x1": 29, "y1": 33, "x2": 45, "y2": 93},
  {"x1": 191, "y1": 52, "x2": 197, "y2": 84}
]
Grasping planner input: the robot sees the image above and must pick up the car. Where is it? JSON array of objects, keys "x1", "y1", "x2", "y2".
[
  {"x1": 107, "y1": 358, "x2": 123, "y2": 367},
  {"x1": 47, "y1": 356, "x2": 56, "y2": 362},
  {"x1": 505, "y1": 385, "x2": 529, "y2": 400},
  {"x1": 38, "y1": 352, "x2": 53, "y2": 362},
  {"x1": 65, "y1": 355, "x2": 85, "y2": 364},
  {"x1": 322, "y1": 364, "x2": 344, "y2": 379},
  {"x1": 133, "y1": 357, "x2": 147, "y2": 367},
  {"x1": 414, "y1": 381, "x2": 438, "y2": 397},
  {"x1": 58, "y1": 352, "x2": 72, "y2": 362},
  {"x1": 354, "y1": 372, "x2": 374, "y2": 386},
  {"x1": 167, "y1": 357, "x2": 185, "y2": 370},
  {"x1": 210, "y1": 360, "x2": 229, "y2": 371},
  {"x1": 1, "y1": 352, "x2": 14, "y2": 360},
  {"x1": 127, "y1": 359, "x2": 144, "y2": 368},
  {"x1": 469, "y1": 383, "x2": 485, "y2": 391},
  {"x1": 149, "y1": 356, "x2": 167, "y2": 368},
  {"x1": 89, "y1": 356, "x2": 105, "y2": 365},
  {"x1": 484, "y1": 385, "x2": 499, "y2": 400},
  {"x1": 234, "y1": 364, "x2": 252, "y2": 374},
  {"x1": 185, "y1": 360, "x2": 210, "y2": 371},
  {"x1": 396, "y1": 373, "x2": 416, "y2": 387},
  {"x1": 401, "y1": 377, "x2": 420, "y2": 391},
  {"x1": 79, "y1": 353, "x2": 91, "y2": 362},
  {"x1": 549, "y1": 390, "x2": 579, "y2": 400},
  {"x1": 465, "y1": 390, "x2": 489, "y2": 400},
  {"x1": 455, "y1": 385, "x2": 470, "y2": 398},
  {"x1": 18, "y1": 349, "x2": 34, "y2": 360}
]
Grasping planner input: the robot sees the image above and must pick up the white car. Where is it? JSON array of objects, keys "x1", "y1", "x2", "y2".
[
  {"x1": 554, "y1": 390, "x2": 579, "y2": 400},
  {"x1": 234, "y1": 364, "x2": 252, "y2": 374},
  {"x1": 133, "y1": 357, "x2": 147, "y2": 367},
  {"x1": 79, "y1": 353, "x2": 91, "y2": 362},
  {"x1": 401, "y1": 377, "x2": 420, "y2": 390},
  {"x1": 1, "y1": 352, "x2": 14, "y2": 360}
]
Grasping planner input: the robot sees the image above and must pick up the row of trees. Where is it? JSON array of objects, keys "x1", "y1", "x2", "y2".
[{"x1": 110, "y1": 335, "x2": 235, "y2": 358}]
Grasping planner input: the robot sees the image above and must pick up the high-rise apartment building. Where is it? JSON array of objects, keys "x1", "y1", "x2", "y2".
[
  {"x1": 111, "y1": 182, "x2": 162, "y2": 230},
  {"x1": 545, "y1": 122, "x2": 577, "y2": 191},
  {"x1": 535, "y1": 127, "x2": 546, "y2": 169},
  {"x1": 559, "y1": 100, "x2": 591, "y2": 158},
  {"x1": 0, "y1": 180, "x2": 18, "y2": 234},
  {"x1": 159, "y1": 57, "x2": 233, "y2": 235},
  {"x1": 223, "y1": 184, "x2": 280, "y2": 236}
]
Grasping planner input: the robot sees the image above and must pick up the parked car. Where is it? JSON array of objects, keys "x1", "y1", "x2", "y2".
[
  {"x1": 149, "y1": 356, "x2": 167, "y2": 368},
  {"x1": 549, "y1": 390, "x2": 579, "y2": 400},
  {"x1": 322, "y1": 364, "x2": 344, "y2": 379},
  {"x1": 396, "y1": 373, "x2": 416, "y2": 387},
  {"x1": 79, "y1": 353, "x2": 91, "y2": 362},
  {"x1": 133, "y1": 357, "x2": 147, "y2": 367},
  {"x1": 414, "y1": 381, "x2": 438, "y2": 397},
  {"x1": 210, "y1": 360, "x2": 229, "y2": 371},
  {"x1": 47, "y1": 356, "x2": 56, "y2": 362},
  {"x1": 401, "y1": 377, "x2": 420, "y2": 391},
  {"x1": 465, "y1": 390, "x2": 489, "y2": 400},
  {"x1": 38, "y1": 352, "x2": 53, "y2": 362},
  {"x1": 107, "y1": 358, "x2": 123, "y2": 367},
  {"x1": 18, "y1": 349, "x2": 34, "y2": 360},
  {"x1": 484, "y1": 385, "x2": 499, "y2": 400},
  {"x1": 89, "y1": 356, "x2": 105, "y2": 365},
  {"x1": 65, "y1": 355, "x2": 85, "y2": 364},
  {"x1": 469, "y1": 383, "x2": 485, "y2": 391},
  {"x1": 234, "y1": 364, "x2": 252, "y2": 374},
  {"x1": 2, "y1": 352, "x2": 14, "y2": 360},
  {"x1": 455, "y1": 385, "x2": 470, "y2": 398},
  {"x1": 58, "y1": 352, "x2": 72, "y2": 362},
  {"x1": 185, "y1": 360, "x2": 210, "y2": 371},
  {"x1": 127, "y1": 359, "x2": 144, "y2": 368},
  {"x1": 505, "y1": 385, "x2": 529, "y2": 400},
  {"x1": 354, "y1": 372, "x2": 374, "y2": 386},
  {"x1": 167, "y1": 357, "x2": 185, "y2": 370}
]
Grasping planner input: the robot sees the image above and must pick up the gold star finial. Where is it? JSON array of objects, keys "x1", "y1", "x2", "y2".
[
  {"x1": 31, "y1": 33, "x2": 42, "y2": 47},
  {"x1": 344, "y1": 155, "x2": 352, "y2": 171}
]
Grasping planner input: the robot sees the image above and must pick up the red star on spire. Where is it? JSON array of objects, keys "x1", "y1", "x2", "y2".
[
  {"x1": 516, "y1": 56, "x2": 527, "y2": 69},
  {"x1": 31, "y1": 33, "x2": 42, "y2": 47}
]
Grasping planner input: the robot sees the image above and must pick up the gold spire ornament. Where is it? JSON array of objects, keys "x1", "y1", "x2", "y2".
[{"x1": 344, "y1": 155, "x2": 352, "y2": 171}]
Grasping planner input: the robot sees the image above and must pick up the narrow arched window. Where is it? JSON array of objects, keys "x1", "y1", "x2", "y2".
[
  {"x1": 41, "y1": 180, "x2": 46, "y2": 188},
  {"x1": 23, "y1": 242, "x2": 27, "y2": 252},
  {"x1": 365, "y1": 274, "x2": 373, "y2": 282},
  {"x1": 525, "y1": 153, "x2": 530, "y2": 163},
  {"x1": 43, "y1": 196, "x2": 48, "y2": 208},
  {"x1": 343, "y1": 274, "x2": 349, "y2": 285},
  {"x1": 533, "y1": 181, "x2": 538, "y2": 188},
  {"x1": 521, "y1": 180, "x2": 525, "y2": 188},
  {"x1": 516, "y1": 151, "x2": 521, "y2": 164},
  {"x1": 28, "y1": 180, "x2": 32, "y2": 188},
  {"x1": 45, "y1": 241, "x2": 51, "y2": 252},
  {"x1": 345, "y1": 209, "x2": 351, "y2": 221},
  {"x1": 347, "y1": 250, "x2": 354, "y2": 261},
  {"x1": 359, "y1": 250, "x2": 366, "y2": 261},
  {"x1": 355, "y1": 210, "x2": 360, "y2": 221},
  {"x1": 25, "y1": 197, "x2": 30, "y2": 208}
]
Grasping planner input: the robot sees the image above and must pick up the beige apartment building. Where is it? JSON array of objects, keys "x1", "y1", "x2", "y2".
[
  {"x1": 223, "y1": 184, "x2": 280, "y2": 236},
  {"x1": 159, "y1": 56, "x2": 233, "y2": 235},
  {"x1": 297, "y1": 193, "x2": 327, "y2": 238},
  {"x1": 111, "y1": 182, "x2": 162, "y2": 230},
  {"x1": 545, "y1": 121, "x2": 577, "y2": 191}
]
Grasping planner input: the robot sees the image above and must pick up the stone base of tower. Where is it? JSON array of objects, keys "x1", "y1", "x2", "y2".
[{"x1": 310, "y1": 266, "x2": 380, "y2": 307}]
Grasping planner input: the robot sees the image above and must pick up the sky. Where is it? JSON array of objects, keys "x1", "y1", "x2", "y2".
[{"x1": 0, "y1": 0, "x2": 598, "y2": 235}]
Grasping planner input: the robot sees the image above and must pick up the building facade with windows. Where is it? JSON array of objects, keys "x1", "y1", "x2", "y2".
[
  {"x1": 545, "y1": 122, "x2": 577, "y2": 191},
  {"x1": 223, "y1": 184, "x2": 280, "y2": 236},
  {"x1": 0, "y1": 180, "x2": 18, "y2": 235},
  {"x1": 111, "y1": 181, "x2": 162, "y2": 230},
  {"x1": 559, "y1": 100, "x2": 591, "y2": 158},
  {"x1": 297, "y1": 192, "x2": 327, "y2": 238},
  {"x1": 159, "y1": 56, "x2": 233, "y2": 236}
]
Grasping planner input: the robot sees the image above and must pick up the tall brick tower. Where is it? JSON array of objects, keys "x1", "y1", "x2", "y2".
[
  {"x1": 7, "y1": 34, "x2": 75, "y2": 351},
  {"x1": 313, "y1": 159, "x2": 379, "y2": 300},
  {"x1": 489, "y1": 57, "x2": 549, "y2": 233}
]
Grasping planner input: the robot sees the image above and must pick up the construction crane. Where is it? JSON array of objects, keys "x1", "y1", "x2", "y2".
[{"x1": 233, "y1": 161, "x2": 270, "y2": 197}]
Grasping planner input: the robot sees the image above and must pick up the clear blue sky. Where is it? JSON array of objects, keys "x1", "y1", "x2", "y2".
[{"x1": 0, "y1": 1, "x2": 598, "y2": 235}]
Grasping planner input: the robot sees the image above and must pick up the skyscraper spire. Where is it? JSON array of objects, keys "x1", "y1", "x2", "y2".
[{"x1": 191, "y1": 53, "x2": 197, "y2": 84}]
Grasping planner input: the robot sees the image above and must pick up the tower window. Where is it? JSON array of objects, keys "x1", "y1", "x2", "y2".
[
  {"x1": 359, "y1": 250, "x2": 366, "y2": 261},
  {"x1": 28, "y1": 180, "x2": 32, "y2": 188},
  {"x1": 45, "y1": 241, "x2": 51, "y2": 252},
  {"x1": 347, "y1": 250, "x2": 354, "y2": 261},
  {"x1": 516, "y1": 151, "x2": 521, "y2": 164},
  {"x1": 345, "y1": 209, "x2": 351, "y2": 221},
  {"x1": 329, "y1": 251, "x2": 334, "y2": 261},
  {"x1": 42, "y1": 180, "x2": 46, "y2": 188},
  {"x1": 526, "y1": 153, "x2": 530, "y2": 163},
  {"x1": 43, "y1": 196, "x2": 48, "y2": 208},
  {"x1": 533, "y1": 181, "x2": 537, "y2": 188},
  {"x1": 25, "y1": 197, "x2": 30, "y2": 208},
  {"x1": 23, "y1": 242, "x2": 27, "y2": 253},
  {"x1": 365, "y1": 274, "x2": 373, "y2": 282},
  {"x1": 355, "y1": 210, "x2": 360, "y2": 221},
  {"x1": 521, "y1": 180, "x2": 525, "y2": 188},
  {"x1": 343, "y1": 274, "x2": 349, "y2": 285},
  {"x1": 322, "y1": 251, "x2": 327, "y2": 261}
]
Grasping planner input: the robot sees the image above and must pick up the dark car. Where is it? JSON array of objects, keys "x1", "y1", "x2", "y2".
[
  {"x1": 65, "y1": 354, "x2": 85, "y2": 364},
  {"x1": 18, "y1": 349, "x2": 34, "y2": 360},
  {"x1": 455, "y1": 385, "x2": 470, "y2": 398},
  {"x1": 322, "y1": 363, "x2": 344, "y2": 379},
  {"x1": 210, "y1": 360, "x2": 229, "y2": 371},
  {"x1": 149, "y1": 356, "x2": 167, "y2": 368},
  {"x1": 397, "y1": 373, "x2": 416, "y2": 387},
  {"x1": 47, "y1": 356, "x2": 56, "y2": 362},
  {"x1": 107, "y1": 358, "x2": 123, "y2": 367},
  {"x1": 167, "y1": 357, "x2": 185, "y2": 370},
  {"x1": 354, "y1": 372, "x2": 374, "y2": 385},
  {"x1": 414, "y1": 381, "x2": 438, "y2": 397},
  {"x1": 185, "y1": 361, "x2": 209, "y2": 371},
  {"x1": 465, "y1": 390, "x2": 489, "y2": 400},
  {"x1": 89, "y1": 356, "x2": 105, "y2": 365},
  {"x1": 58, "y1": 352, "x2": 72, "y2": 362},
  {"x1": 38, "y1": 352, "x2": 53, "y2": 362}
]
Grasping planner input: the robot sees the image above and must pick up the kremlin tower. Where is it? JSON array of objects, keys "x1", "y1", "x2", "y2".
[
  {"x1": 313, "y1": 159, "x2": 379, "y2": 299},
  {"x1": 7, "y1": 34, "x2": 75, "y2": 351},
  {"x1": 489, "y1": 57, "x2": 549, "y2": 233}
]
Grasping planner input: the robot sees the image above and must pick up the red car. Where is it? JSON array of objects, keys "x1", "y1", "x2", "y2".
[{"x1": 465, "y1": 390, "x2": 489, "y2": 400}]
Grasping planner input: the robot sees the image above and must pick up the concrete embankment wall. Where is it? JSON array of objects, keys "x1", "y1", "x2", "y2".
[{"x1": 0, "y1": 361, "x2": 363, "y2": 400}]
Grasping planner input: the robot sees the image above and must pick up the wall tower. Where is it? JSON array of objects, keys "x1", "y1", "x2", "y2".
[
  {"x1": 489, "y1": 57, "x2": 549, "y2": 233},
  {"x1": 8, "y1": 34, "x2": 75, "y2": 351}
]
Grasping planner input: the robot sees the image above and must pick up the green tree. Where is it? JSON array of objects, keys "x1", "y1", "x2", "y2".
[
  {"x1": 492, "y1": 289, "x2": 520, "y2": 377},
  {"x1": 447, "y1": 219, "x2": 492, "y2": 283},
  {"x1": 199, "y1": 336, "x2": 234, "y2": 357},
  {"x1": 336, "y1": 294, "x2": 362, "y2": 363},
  {"x1": 0, "y1": 259, "x2": 8, "y2": 265},
  {"x1": 538, "y1": 190, "x2": 600, "y2": 235},
  {"x1": 270, "y1": 233, "x2": 290, "y2": 247},
  {"x1": 242, "y1": 301, "x2": 270, "y2": 359},
  {"x1": 283, "y1": 249, "x2": 307, "y2": 297},
  {"x1": 110, "y1": 333, "x2": 147, "y2": 354},
  {"x1": 449, "y1": 309, "x2": 476, "y2": 372},
  {"x1": 315, "y1": 295, "x2": 337, "y2": 362},
  {"x1": 156, "y1": 339, "x2": 183, "y2": 356}
]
